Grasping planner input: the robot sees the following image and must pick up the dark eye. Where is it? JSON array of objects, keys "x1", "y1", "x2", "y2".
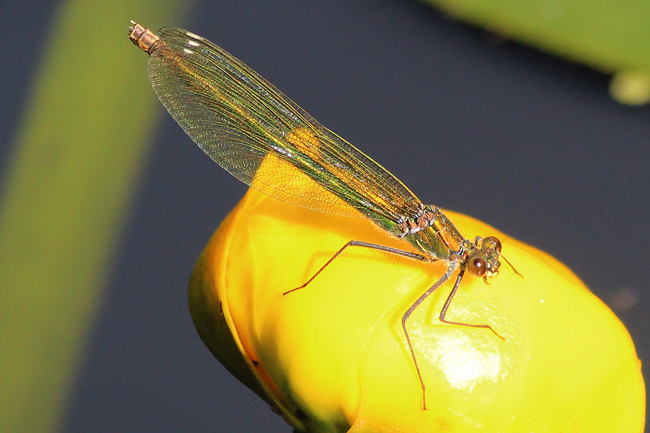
[
  {"x1": 485, "y1": 236, "x2": 502, "y2": 253},
  {"x1": 469, "y1": 257, "x2": 487, "y2": 277}
]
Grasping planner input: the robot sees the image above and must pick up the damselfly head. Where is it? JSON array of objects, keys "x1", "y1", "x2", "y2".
[{"x1": 466, "y1": 236, "x2": 501, "y2": 280}]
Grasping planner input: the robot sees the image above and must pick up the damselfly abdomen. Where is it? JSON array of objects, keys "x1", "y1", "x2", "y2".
[{"x1": 129, "y1": 22, "x2": 506, "y2": 409}]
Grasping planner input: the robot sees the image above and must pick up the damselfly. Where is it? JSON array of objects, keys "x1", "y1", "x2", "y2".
[{"x1": 129, "y1": 22, "x2": 507, "y2": 410}]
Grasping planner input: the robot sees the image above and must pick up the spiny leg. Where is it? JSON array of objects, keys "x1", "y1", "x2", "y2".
[
  {"x1": 439, "y1": 268, "x2": 505, "y2": 341},
  {"x1": 501, "y1": 254, "x2": 524, "y2": 279},
  {"x1": 283, "y1": 240, "x2": 429, "y2": 296},
  {"x1": 401, "y1": 260, "x2": 458, "y2": 411}
]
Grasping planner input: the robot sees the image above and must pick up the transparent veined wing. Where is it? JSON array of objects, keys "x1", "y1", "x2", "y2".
[{"x1": 147, "y1": 27, "x2": 424, "y2": 228}]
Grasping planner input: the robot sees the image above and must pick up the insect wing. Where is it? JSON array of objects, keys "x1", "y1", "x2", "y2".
[{"x1": 147, "y1": 27, "x2": 423, "y2": 223}]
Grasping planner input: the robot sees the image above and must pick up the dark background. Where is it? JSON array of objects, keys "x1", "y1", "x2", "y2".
[{"x1": 2, "y1": 1, "x2": 648, "y2": 432}]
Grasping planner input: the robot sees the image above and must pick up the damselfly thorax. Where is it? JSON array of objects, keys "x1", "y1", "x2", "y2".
[{"x1": 129, "y1": 22, "x2": 510, "y2": 410}]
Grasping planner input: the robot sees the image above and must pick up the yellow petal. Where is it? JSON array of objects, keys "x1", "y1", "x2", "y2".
[{"x1": 189, "y1": 160, "x2": 645, "y2": 432}]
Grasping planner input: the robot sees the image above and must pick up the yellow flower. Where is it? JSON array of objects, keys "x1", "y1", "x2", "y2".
[{"x1": 189, "y1": 160, "x2": 645, "y2": 432}]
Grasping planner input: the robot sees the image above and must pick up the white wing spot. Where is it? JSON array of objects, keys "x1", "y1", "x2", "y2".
[
  {"x1": 183, "y1": 48, "x2": 195, "y2": 55},
  {"x1": 185, "y1": 31, "x2": 202, "y2": 40},
  {"x1": 187, "y1": 40, "x2": 200, "y2": 47}
]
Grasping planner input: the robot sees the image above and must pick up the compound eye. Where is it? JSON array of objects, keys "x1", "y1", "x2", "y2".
[
  {"x1": 485, "y1": 236, "x2": 502, "y2": 253},
  {"x1": 469, "y1": 257, "x2": 487, "y2": 277}
]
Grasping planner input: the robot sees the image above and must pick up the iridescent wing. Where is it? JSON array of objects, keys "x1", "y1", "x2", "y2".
[{"x1": 147, "y1": 27, "x2": 423, "y2": 228}]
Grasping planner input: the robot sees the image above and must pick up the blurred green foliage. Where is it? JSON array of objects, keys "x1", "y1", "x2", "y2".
[
  {"x1": 422, "y1": 0, "x2": 650, "y2": 104},
  {"x1": 0, "y1": 1, "x2": 190, "y2": 432}
]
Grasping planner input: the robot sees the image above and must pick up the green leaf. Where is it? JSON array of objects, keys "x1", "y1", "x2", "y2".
[
  {"x1": 0, "y1": 1, "x2": 192, "y2": 432},
  {"x1": 421, "y1": 0, "x2": 650, "y2": 104}
]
